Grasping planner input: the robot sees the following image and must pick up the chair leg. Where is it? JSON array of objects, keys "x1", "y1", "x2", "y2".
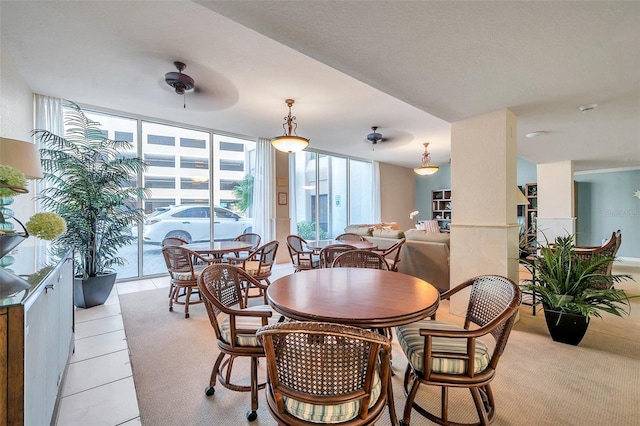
[
  {"x1": 470, "y1": 387, "x2": 490, "y2": 425},
  {"x1": 400, "y1": 373, "x2": 421, "y2": 426},
  {"x1": 205, "y1": 352, "x2": 225, "y2": 396},
  {"x1": 184, "y1": 287, "x2": 191, "y2": 318},
  {"x1": 441, "y1": 386, "x2": 449, "y2": 423},
  {"x1": 169, "y1": 285, "x2": 177, "y2": 312},
  {"x1": 247, "y1": 356, "x2": 259, "y2": 421}
]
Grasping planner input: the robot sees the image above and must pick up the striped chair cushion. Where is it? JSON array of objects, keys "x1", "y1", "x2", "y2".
[
  {"x1": 243, "y1": 261, "x2": 272, "y2": 276},
  {"x1": 396, "y1": 320, "x2": 491, "y2": 375},
  {"x1": 218, "y1": 305, "x2": 281, "y2": 347},
  {"x1": 282, "y1": 369, "x2": 381, "y2": 423},
  {"x1": 299, "y1": 254, "x2": 321, "y2": 268},
  {"x1": 172, "y1": 264, "x2": 207, "y2": 281}
]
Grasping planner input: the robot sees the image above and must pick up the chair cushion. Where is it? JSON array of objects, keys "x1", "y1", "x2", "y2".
[
  {"x1": 282, "y1": 370, "x2": 381, "y2": 423},
  {"x1": 171, "y1": 264, "x2": 207, "y2": 281},
  {"x1": 396, "y1": 320, "x2": 491, "y2": 375},
  {"x1": 298, "y1": 254, "x2": 321, "y2": 268},
  {"x1": 243, "y1": 261, "x2": 272, "y2": 276},
  {"x1": 218, "y1": 305, "x2": 281, "y2": 347}
]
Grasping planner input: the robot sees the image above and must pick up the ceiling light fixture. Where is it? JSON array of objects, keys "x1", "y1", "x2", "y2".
[
  {"x1": 414, "y1": 142, "x2": 439, "y2": 176},
  {"x1": 578, "y1": 103, "x2": 598, "y2": 112},
  {"x1": 271, "y1": 99, "x2": 309, "y2": 153},
  {"x1": 526, "y1": 131, "x2": 547, "y2": 138},
  {"x1": 164, "y1": 61, "x2": 195, "y2": 108}
]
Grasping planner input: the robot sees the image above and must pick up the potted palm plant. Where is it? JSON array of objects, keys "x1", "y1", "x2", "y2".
[
  {"x1": 34, "y1": 102, "x2": 148, "y2": 308},
  {"x1": 520, "y1": 233, "x2": 634, "y2": 345}
]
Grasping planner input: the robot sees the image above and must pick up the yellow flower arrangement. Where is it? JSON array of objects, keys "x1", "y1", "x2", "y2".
[
  {"x1": 25, "y1": 212, "x2": 66, "y2": 240},
  {"x1": 0, "y1": 165, "x2": 27, "y2": 197}
]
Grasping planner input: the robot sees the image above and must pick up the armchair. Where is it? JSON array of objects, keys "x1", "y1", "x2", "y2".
[{"x1": 395, "y1": 275, "x2": 521, "y2": 426}]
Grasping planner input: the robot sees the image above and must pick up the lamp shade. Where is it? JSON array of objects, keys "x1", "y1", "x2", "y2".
[
  {"x1": 516, "y1": 187, "x2": 529, "y2": 205},
  {"x1": 271, "y1": 135, "x2": 309, "y2": 153},
  {"x1": 0, "y1": 137, "x2": 43, "y2": 179}
]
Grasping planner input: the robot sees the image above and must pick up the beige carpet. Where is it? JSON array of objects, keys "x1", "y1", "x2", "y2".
[{"x1": 120, "y1": 272, "x2": 640, "y2": 426}]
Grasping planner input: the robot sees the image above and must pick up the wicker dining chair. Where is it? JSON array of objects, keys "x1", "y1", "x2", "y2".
[
  {"x1": 257, "y1": 321, "x2": 392, "y2": 426},
  {"x1": 161, "y1": 236, "x2": 189, "y2": 247},
  {"x1": 335, "y1": 232, "x2": 367, "y2": 242},
  {"x1": 161, "y1": 246, "x2": 217, "y2": 318},
  {"x1": 286, "y1": 234, "x2": 320, "y2": 272},
  {"x1": 224, "y1": 232, "x2": 262, "y2": 263},
  {"x1": 229, "y1": 240, "x2": 279, "y2": 304},
  {"x1": 319, "y1": 244, "x2": 356, "y2": 268},
  {"x1": 332, "y1": 249, "x2": 390, "y2": 270},
  {"x1": 395, "y1": 275, "x2": 521, "y2": 426},
  {"x1": 375, "y1": 237, "x2": 406, "y2": 272},
  {"x1": 197, "y1": 264, "x2": 282, "y2": 422},
  {"x1": 161, "y1": 236, "x2": 189, "y2": 297}
]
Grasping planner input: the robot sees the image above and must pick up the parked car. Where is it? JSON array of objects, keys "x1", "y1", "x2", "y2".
[{"x1": 143, "y1": 205, "x2": 253, "y2": 244}]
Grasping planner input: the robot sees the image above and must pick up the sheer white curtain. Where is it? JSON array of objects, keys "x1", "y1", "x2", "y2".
[
  {"x1": 35, "y1": 95, "x2": 64, "y2": 136},
  {"x1": 34, "y1": 95, "x2": 64, "y2": 264},
  {"x1": 372, "y1": 161, "x2": 381, "y2": 223},
  {"x1": 250, "y1": 138, "x2": 274, "y2": 241}
]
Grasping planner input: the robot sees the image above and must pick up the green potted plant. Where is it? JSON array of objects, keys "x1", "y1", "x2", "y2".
[
  {"x1": 34, "y1": 102, "x2": 148, "y2": 308},
  {"x1": 520, "y1": 233, "x2": 634, "y2": 345}
]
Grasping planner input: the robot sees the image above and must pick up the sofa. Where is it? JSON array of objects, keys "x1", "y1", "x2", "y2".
[{"x1": 344, "y1": 223, "x2": 450, "y2": 292}]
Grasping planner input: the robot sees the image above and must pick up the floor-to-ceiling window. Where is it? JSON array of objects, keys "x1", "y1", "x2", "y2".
[
  {"x1": 79, "y1": 107, "x2": 256, "y2": 280},
  {"x1": 291, "y1": 151, "x2": 374, "y2": 240}
]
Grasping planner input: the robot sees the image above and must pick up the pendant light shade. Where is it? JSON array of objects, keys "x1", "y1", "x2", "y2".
[
  {"x1": 271, "y1": 99, "x2": 309, "y2": 153},
  {"x1": 414, "y1": 142, "x2": 439, "y2": 176}
]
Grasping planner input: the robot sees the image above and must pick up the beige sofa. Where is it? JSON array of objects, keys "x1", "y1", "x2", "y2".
[{"x1": 344, "y1": 225, "x2": 450, "y2": 292}]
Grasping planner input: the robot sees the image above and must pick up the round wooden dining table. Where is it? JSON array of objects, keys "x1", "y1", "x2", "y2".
[
  {"x1": 267, "y1": 268, "x2": 440, "y2": 425},
  {"x1": 305, "y1": 239, "x2": 378, "y2": 251},
  {"x1": 183, "y1": 240, "x2": 253, "y2": 256},
  {"x1": 267, "y1": 267, "x2": 439, "y2": 328}
]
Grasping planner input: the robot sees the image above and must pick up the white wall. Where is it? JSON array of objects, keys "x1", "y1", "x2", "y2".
[
  {"x1": 1, "y1": 41, "x2": 36, "y2": 231},
  {"x1": 1, "y1": 41, "x2": 33, "y2": 138}
]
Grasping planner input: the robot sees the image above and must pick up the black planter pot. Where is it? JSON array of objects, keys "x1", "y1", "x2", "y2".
[
  {"x1": 543, "y1": 308, "x2": 590, "y2": 345},
  {"x1": 74, "y1": 272, "x2": 117, "y2": 309}
]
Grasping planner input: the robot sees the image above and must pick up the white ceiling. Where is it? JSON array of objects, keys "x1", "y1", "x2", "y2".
[{"x1": 1, "y1": 1, "x2": 638, "y2": 172}]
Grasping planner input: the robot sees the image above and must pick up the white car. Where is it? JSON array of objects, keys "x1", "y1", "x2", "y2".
[{"x1": 143, "y1": 205, "x2": 253, "y2": 244}]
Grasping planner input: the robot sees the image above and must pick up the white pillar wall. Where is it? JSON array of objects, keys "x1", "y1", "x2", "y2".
[
  {"x1": 449, "y1": 109, "x2": 520, "y2": 316},
  {"x1": 536, "y1": 161, "x2": 576, "y2": 244}
]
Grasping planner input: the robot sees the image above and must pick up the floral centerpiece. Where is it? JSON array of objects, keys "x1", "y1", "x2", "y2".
[{"x1": 0, "y1": 165, "x2": 66, "y2": 259}]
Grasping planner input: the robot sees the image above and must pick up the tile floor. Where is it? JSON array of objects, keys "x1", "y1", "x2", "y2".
[{"x1": 55, "y1": 264, "x2": 296, "y2": 426}]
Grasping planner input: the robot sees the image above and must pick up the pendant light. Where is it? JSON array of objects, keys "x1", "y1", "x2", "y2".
[
  {"x1": 414, "y1": 142, "x2": 439, "y2": 176},
  {"x1": 270, "y1": 99, "x2": 309, "y2": 153}
]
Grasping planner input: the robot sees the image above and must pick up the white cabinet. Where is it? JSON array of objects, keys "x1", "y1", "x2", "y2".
[{"x1": 0, "y1": 250, "x2": 74, "y2": 426}]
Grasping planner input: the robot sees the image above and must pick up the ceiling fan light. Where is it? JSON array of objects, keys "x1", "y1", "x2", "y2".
[
  {"x1": 271, "y1": 99, "x2": 310, "y2": 153},
  {"x1": 414, "y1": 142, "x2": 439, "y2": 176}
]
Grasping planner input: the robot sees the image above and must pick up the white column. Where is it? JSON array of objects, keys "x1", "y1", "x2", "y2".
[
  {"x1": 449, "y1": 109, "x2": 520, "y2": 316},
  {"x1": 536, "y1": 161, "x2": 576, "y2": 244}
]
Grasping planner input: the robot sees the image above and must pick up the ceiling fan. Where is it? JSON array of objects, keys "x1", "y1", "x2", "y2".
[
  {"x1": 164, "y1": 61, "x2": 195, "y2": 108},
  {"x1": 366, "y1": 126, "x2": 388, "y2": 145}
]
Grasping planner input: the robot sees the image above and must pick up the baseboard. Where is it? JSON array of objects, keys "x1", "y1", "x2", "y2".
[{"x1": 615, "y1": 257, "x2": 640, "y2": 267}]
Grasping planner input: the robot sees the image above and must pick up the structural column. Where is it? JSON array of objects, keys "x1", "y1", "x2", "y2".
[
  {"x1": 536, "y1": 161, "x2": 575, "y2": 244},
  {"x1": 449, "y1": 109, "x2": 520, "y2": 315}
]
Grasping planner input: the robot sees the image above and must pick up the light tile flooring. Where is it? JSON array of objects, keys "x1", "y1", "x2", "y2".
[{"x1": 55, "y1": 264, "x2": 296, "y2": 426}]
